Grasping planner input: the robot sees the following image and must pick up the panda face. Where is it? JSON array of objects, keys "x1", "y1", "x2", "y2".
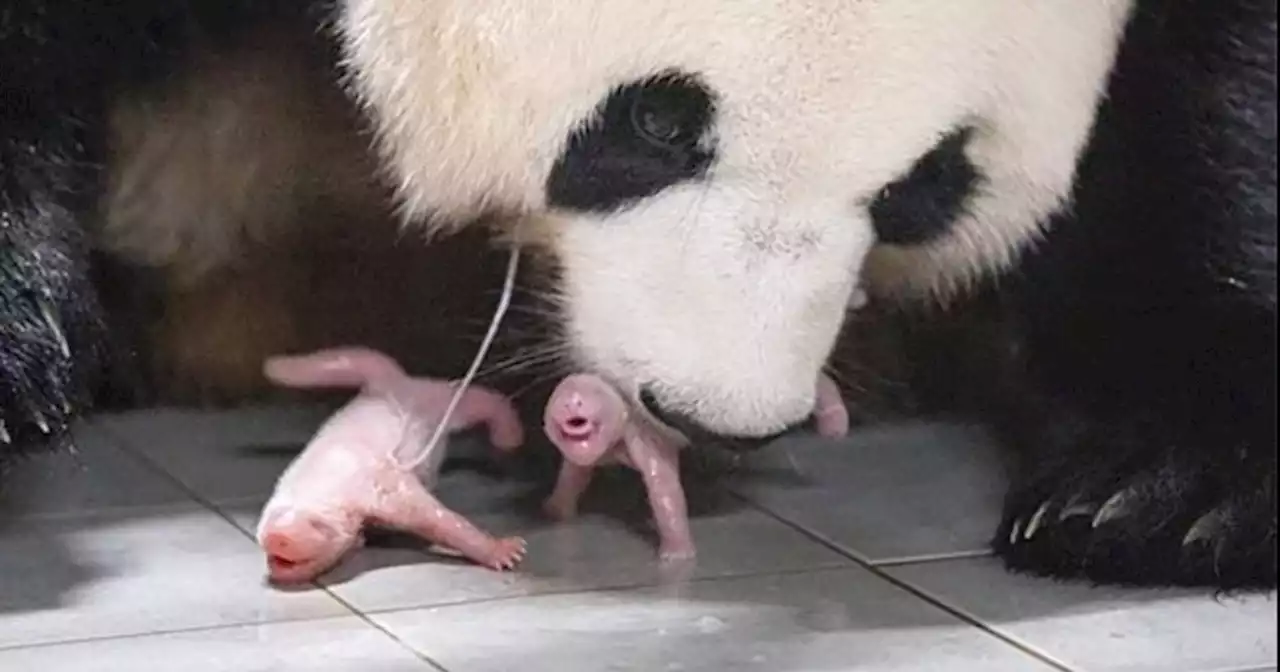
[
  {"x1": 540, "y1": 70, "x2": 876, "y2": 438},
  {"x1": 339, "y1": 0, "x2": 1134, "y2": 439}
]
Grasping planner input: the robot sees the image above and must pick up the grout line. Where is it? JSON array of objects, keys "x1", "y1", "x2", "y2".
[
  {"x1": 89, "y1": 426, "x2": 350, "y2": 594},
  {"x1": 44, "y1": 424, "x2": 889, "y2": 668},
  {"x1": 84, "y1": 424, "x2": 236, "y2": 523},
  {"x1": 91, "y1": 421, "x2": 450, "y2": 671},
  {"x1": 91, "y1": 423, "x2": 263, "y2": 536},
  {"x1": 729, "y1": 491, "x2": 1081, "y2": 672},
  {"x1": 0, "y1": 426, "x2": 199, "y2": 524},
  {"x1": 0, "y1": 564, "x2": 857, "y2": 660},
  {"x1": 874, "y1": 549, "x2": 995, "y2": 568},
  {"x1": 0, "y1": 612, "x2": 361, "y2": 653},
  {"x1": 325, "y1": 593, "x2": 451, "y2": 672},
  {"x1": 351, "y1": 564, "x2": 859, "y2": 621},
  {"x1": 83, "y1": 417, "x2": 1100, "y2": 672},
  {"x1": 83, "y1": 422, "x2": 838, "y2": 668},
  {"x1": 91, "y1": 419, "x2": 854, "y2": 587}
]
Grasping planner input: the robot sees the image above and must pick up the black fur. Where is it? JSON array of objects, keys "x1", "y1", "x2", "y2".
[
  {"x1": 638, "y1": 387, "x2": 816, "y2": 452},
  {"x1": 546, "y1": 70, "x2": 717, "y2": 213},
  {"x1": 868, "y1": 127, "x2": 982, "y2": 246},
  {"x1": 1, "y1": 3, "x2": 143, "y2": 458},
  {"x1": 0, "y1": 1, "x2": 328, "y2": 462},
  {"x1": 0, "y1": 0, "x2": 1274, "y2": 597},
  {"x1": 989, "y1": 0, "x2": 1277, "y2": 590}
]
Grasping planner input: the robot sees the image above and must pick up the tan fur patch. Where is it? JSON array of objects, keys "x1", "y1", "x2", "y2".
[
  {"x1": 100, "y1": 18, "x2": 388, "y2": 286},
  {"x1": 149, "y1": 263, "x2": 301, "y2": 405}
]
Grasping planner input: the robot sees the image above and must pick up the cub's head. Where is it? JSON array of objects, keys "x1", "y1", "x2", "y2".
[{"x1": 338, "y1": 0, "x2": 1132, "y2": 442}]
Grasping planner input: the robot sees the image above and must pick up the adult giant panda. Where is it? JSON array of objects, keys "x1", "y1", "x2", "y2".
[
  {"x1": 1, "y1": 0, "x2": 1274, "y2": 592},
  {"x1": 335, "y1": 0, "x2": 1276, "y2": 590}
]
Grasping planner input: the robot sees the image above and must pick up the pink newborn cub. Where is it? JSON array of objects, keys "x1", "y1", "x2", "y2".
[
  {"x1": 256, "y1": 347, "x2": 528, "y2": 584},
  {"x1": 542, "y1": 373, "x2": 850, "y2": 561}
]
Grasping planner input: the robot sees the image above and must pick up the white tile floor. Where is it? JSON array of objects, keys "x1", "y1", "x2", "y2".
[{"x1": 0, "y1": 405, "x2": 1274, "y2": 672}]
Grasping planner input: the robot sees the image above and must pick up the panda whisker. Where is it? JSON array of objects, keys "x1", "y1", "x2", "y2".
[
  {"x1": 502, "y1": 302, "x2": 562, "y2": 321},
  {"x1": 479, "y1": 337, "x2": 565, "y2": 364},
  {"x1": 826, "y1": 351, "x2": 908, "y2": 392},
  {"x1": 477, "y1": 280, "x2": 564, "y2": 308},
  {"x1": 507, "y1": 364, "x2": 575, "y2": 401},
  {"x1": 782, "y1": 445, "x2": 805, "y2": 478},
  {"x1": 823, "y1": 360, "x2": 869, "y2": 394},
  {"x1": 821, "y1": 364, "x2": 853, "y2": 390},
  {"x1": 476, "y1": 343, "x2": 570, "y2": 380},
  {"x1": 480, "y1": 351, "x2": 567, "y2": 381}
]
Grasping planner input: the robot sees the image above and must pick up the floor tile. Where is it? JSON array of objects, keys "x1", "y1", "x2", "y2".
[
  {"x1": 731, "y1": 421, "x2": 1008, "y2": 564},
  {"x1": 887, "y1": 556, "x2": 1279, "y2": 672},
  {"x1": 6, "y1": 407, "x2": 1266, "y2": 671},
  {"x1": 217, "y1": 470, "x2": 853, "y2": 614},
  {"x1": 0, "y1": 419, "x2": 192, "y2": 519},
  {"x1": 0, "y1": 616, "x2": 436, "y2": 671},
  {"x1": 373, "y1": 566, "x2": 1058, "y2": 672},
  {"x1": 93, "y1": 405, "x2": 331, "y2": 504},
  {"x1": 0, "y1": 506, "x2": 348, "y2": 649}
]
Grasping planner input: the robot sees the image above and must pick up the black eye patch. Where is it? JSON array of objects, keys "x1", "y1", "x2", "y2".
[
  {"x1": 868, "y1": 126, "x2": 984, "y2": 246},
  {"x1": 546, "y1": 70, "x2": 718, "y2": 213}
]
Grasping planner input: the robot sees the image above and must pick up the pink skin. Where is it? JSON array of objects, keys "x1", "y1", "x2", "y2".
[
  {"x1": 541, "y1": 373, "x2": 850, "y2": 562},
  {"x1": 256, "y1": 347, "x2": 528, "y2": 585},
  {"x1": 813, "y1": 374, "x2": 851, "y2": 438}
]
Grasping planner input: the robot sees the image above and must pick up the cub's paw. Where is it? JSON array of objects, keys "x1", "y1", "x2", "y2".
[
  {"x1": 658, "y1": 540, "x2": 698, "y2": 563},
  {"x1": 482, "y1": 537, "x2": 528, "y2": 571}
]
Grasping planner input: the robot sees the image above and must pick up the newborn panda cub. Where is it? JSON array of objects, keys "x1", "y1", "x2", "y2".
[
  {"x1": 543, "y1": 374, "x2": 851, "y2": 560},
  {"x1": 256, "y1": 347, "x2": 528, "y2": 584},
  {"x1": 256, "y1": 345, "x2": 849, "y2": 577}
]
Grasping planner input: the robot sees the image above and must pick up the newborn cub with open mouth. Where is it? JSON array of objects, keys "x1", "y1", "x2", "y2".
[
  {"x1": 542, "y1": 373, "x2": 850, "y2": 560},
  {"x1": 256, "y1": 347, "x2": 528, "y2": 584}
]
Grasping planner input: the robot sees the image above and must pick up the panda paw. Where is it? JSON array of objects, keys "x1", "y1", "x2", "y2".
[
  {"x1": 993, "y1": 413, "x2": 1276, "y2": 591},
  {"x1": 0, "y1": 296, "x2": 85, "y2": 459},
  {"x1": 0, "y1": 251, "x2": 106, "y2": 462}
]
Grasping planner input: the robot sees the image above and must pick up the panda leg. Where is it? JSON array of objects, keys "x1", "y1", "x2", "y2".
[
  {"x1": 1, "y1": 125, "x2": 108, "y2": 459},
  {"x1": 986, "y1": 148, "x2": 1277, "y2": 592},
  {"x1": 0, "y1": 3, "x2": 142, "y2": 461},
  {"x1": 986, "y1": 0, "x2": 1276, "y2": 592}
]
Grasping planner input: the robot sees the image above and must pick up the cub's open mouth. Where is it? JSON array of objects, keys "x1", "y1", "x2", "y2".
[{"x1": 268, "y1": 554, "x2": 301, "y2": 571}]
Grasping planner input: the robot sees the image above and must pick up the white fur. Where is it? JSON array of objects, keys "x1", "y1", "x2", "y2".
[{"x1": 338, "y1": 0, "x2": 1134, "y2": 435}]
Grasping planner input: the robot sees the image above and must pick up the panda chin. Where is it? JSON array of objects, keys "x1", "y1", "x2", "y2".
[{"x1": 635, "y1": 388, "x2": 811, "y2": 453}]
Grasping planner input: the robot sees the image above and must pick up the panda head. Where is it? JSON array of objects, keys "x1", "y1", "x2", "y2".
[{"x1": 338, "y1": 0, "x2": 1133, "y2": 442}]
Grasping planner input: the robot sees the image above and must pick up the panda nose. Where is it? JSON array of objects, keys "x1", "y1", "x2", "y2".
[{"x1": 638, "y1": 387, "x2": 815, "y2": 452}]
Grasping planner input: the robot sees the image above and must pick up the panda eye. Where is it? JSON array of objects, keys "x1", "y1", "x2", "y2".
[
  {"x1": 630, "y1": 89, "x2": 697, "y2": 147},
  {"x1": 546, "y1": 70, "x2": 717, "y2": 212}
]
